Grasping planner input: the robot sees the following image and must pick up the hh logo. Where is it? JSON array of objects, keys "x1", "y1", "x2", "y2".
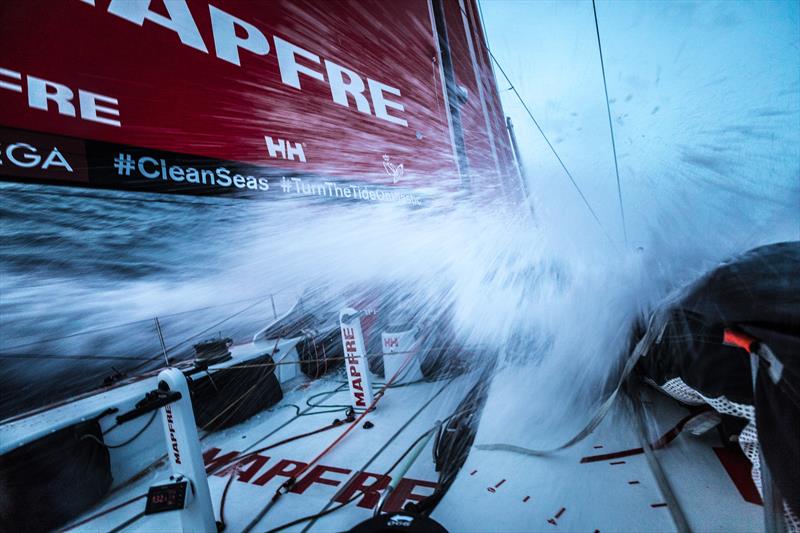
[
  {"x1": 265, "y1": 136, "x2": 306, "y2": 162},
  {"x1": 384, "y1": 337, "x2": 399, "y2": 348}
]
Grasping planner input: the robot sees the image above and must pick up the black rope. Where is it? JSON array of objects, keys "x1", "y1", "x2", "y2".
[
  {"x1": 62, "y1": 494, "x2": 147, "y2": 531},
  {"x1": 264, "y1": 429, "x2": 435, "y2": 533},
  {"x1": 218, "y1": 416, "x2": 349, "y2": 530},
  {"x1": 80, "y1": 410, "x2": 158, "y2": 449},
  {"x1": 207, "y1": 383, "x2": 350, "y2": 495},
  {"x1": 107, "y1": 511, "x2": 145, "y2": 533},
  {"x1": 592, "y1": 0, "x2": 629, "y2": 247},
  {"x1": 299, "y1": 378, "x2": 456, "y2": 532},
  {"x1": 268, "y1": 409, "x2": 455, "y2": 533}
]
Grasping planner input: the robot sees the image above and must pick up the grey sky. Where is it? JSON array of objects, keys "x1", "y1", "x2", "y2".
[{"x1": 481, "y1": 0, "x2": 799, "y2": 251}]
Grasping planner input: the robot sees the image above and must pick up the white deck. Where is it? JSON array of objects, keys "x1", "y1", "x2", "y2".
[
  {"x1": 433, "y1": 368, "x2": 763, "y2": 532},
  {"x1": 65, "y1": 371, "x2": 474, "y2": 532},
  {"x1": 54, "y1": 364, "x2": 764, "y2": 532}
]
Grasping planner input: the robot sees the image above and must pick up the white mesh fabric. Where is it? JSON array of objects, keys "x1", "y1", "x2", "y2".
[
  {"x1": 658, "y1": 377, "x2": 798, "y2": 532},
  {"x1": 659, "y1": 377, "x2": 706, "y2": 406},
  {"x1": 787, "y1": 502, "x2": 800, "y2": 533}
]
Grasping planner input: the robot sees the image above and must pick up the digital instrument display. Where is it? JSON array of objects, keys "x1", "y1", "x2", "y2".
[{"x1": 145, "y1": 481, "x2": 188, "y2": 514}]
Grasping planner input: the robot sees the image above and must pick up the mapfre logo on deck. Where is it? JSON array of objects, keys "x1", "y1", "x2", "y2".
[
  {"x1": 0, "y1": 128, "x2": 89, "y2": 183},
  {"x1": 342, "y1": 326, "x2": 367, "y2": 409}
]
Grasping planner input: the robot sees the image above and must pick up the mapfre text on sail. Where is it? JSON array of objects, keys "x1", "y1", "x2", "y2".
[{"x1": 78, "y1": 0, "x2": 409, "y2": 127}]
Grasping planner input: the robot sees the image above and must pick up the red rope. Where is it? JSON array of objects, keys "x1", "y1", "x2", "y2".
[
  {"x1": 241, "y1": 348, "x2": 419, "y2": 531},
  {"x1": 213, "y1": 419, "x2": 347, "y2": 475},
  {"x1": 301, "y1": 351, "x2": 413, "y2": 480},
  {"x1": 579, "y1": 410, "x2": 709, "y2": 463},
  {"x1": 273, "y1": 350, "x2": 415, "y2": 496}
]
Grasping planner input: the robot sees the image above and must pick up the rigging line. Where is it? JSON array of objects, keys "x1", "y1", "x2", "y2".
[
  {"x1": 0, "y1": 291, "x2": 285, "y2": 352},
  {"x1": 592, "y1": 0, "x2": 629, "y2": 247},
  {"x1": 0, "y1": 321, "x2": 158, "y2": 352},
  {"x1": 0, "y1": 353, "x2": 152, "y2": 361},
  {"x1": 126, "y1": 295, "x2": 272, "y2": 373},
  {"x1": 470, "y1": 1, "x2": 617, "y2": 249},
  {"x1": 0, "y1": 345, "x2": 433, "y2": 364},
  {"x1": 224, "y1": 344, "x2": 477, "y2": 370},
  {"x1": 229, "y1": 382, "x2": 351, "y2": 463}
]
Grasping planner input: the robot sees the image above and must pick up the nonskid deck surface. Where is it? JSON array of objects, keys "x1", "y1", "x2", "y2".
[
  {"x1": 66, "y1": 371, "x2": 472, "y2": 532},
  {"x1": 61, "y1": 366, "x2": 765, "y2": 532},
  {"x1": 432, "y1": 368, "x2": 764, "y2": 532}
]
